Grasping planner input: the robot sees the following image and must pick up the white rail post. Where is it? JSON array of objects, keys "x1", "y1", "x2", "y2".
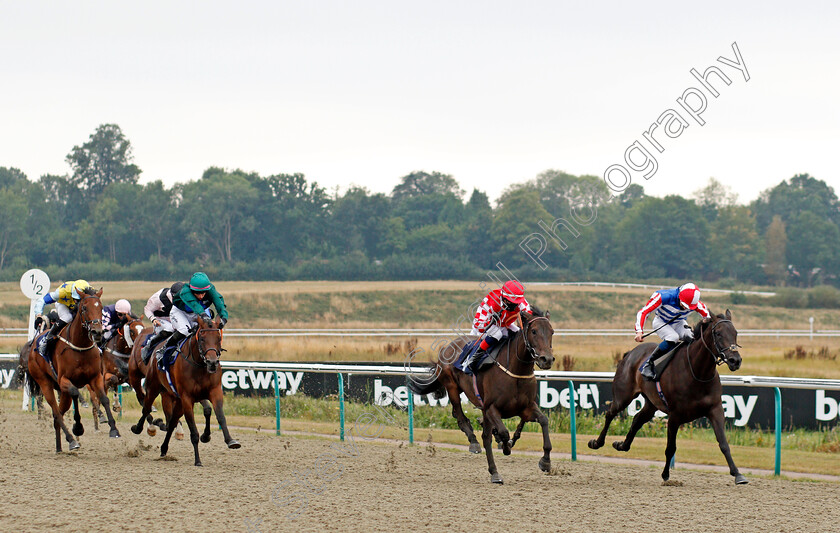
[{"x1": 20, "y1": 269, "x2": 50, "y2": 411}]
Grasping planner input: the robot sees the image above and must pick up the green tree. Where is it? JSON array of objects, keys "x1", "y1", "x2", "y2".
[
  {"x1": 492, "y1": 187, "x2": 558, "y2": 267},
  {"x1": 786, "y1": 211, "x2": 840, "y2": 285},
  {"x1": 391, "y1": 171, "x2": 464, "y2": 200},
  {"x1": 708, "y1": 206, "x2": 760, "y2": 280},
  {"x1": 763, "y1": 215, "x2": 787, "y2": 286},
  {"x1": 0, "y1": 189, "x2": 28, "y2": 270},
  {"x1": 66, "y1": 124, "x2": 141, "y2": 200},
  {"x1": 753, "y1": 174, "x2": 840, "y2": 230}
]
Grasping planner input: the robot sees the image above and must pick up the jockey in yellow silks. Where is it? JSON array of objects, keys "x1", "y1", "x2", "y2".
[{"x1": 34, "y1": 279, "x2": 92, "y2": 358}]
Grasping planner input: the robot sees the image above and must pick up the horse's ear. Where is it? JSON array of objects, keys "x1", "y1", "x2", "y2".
[
  {"x1": 725, "y1": 309, "x2": 731, "y2": 320},
  {"x1": 96, "y1": 288, "x2": 103, "y2": 298},
  {"x1": 545, "y1": 310, "x2": 550, "y2": 319}
]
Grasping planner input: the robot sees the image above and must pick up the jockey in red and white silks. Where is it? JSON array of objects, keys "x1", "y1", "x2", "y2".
[
  {"x1": 464, "y1": 280, "x2": 532, "y2": 371},
  {"x1": 635, "y1": 282, "x2": 711, "y2": 380}
]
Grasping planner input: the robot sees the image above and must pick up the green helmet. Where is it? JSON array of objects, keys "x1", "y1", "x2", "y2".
[{"x1": 188, "y1": 272, "x2": 212, "y2": 292}]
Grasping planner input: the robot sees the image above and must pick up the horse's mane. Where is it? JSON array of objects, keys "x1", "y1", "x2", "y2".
[
  {"x1": 527, "y1": 305, "x2": 545, "y2": 318},
  {"x1": 692, "y1": 312, "x2": 726, "y2": 338},
  {"x1": 81, "y1": 286, "x2": 97, "y2": 296}
]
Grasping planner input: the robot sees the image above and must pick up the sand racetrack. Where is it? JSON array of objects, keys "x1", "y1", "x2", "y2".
[{"x1": 1, "y1": 406, "x2": 839, "y2": 533}]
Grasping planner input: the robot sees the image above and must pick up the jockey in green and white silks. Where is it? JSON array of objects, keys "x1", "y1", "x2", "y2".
[{"x1": 158, "y1": 272, "x2": 229, "y2": 357}]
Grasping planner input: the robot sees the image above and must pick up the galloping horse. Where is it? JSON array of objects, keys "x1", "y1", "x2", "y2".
[
  {"x1": 130, "y1": 315, "x2": 240, "y2": 466},
  {"x1": 587, "y1": 310, "x2": 748, "y2": 485},
  {"x1": 89, "y1": 315, "x2": 146, "y2": 429},
  {"x1": 409, "y1": 308, "x2": 555, "y2": 484},
  {"x1": 20, "y1": 287, "x2": 121, "y2": 452}
]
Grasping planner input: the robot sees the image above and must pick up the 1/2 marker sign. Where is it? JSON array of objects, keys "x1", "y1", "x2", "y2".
[{"x1": 20, "y1": 269, "x2": 50, "y2": 300}]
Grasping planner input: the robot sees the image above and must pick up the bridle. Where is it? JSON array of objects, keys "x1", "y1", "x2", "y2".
[
  {"x1": 521, "y1": 316, "x2": 552, "y2": 361},
  {"x1": 78, "y1": 294, "x2": 103, "y2": 340},
  {"x1": 185, "y1": 326, "x2": 226, "y2": 369},
  {"x1": 690, "y1": 319, "x2": 741, "y2": 382}
]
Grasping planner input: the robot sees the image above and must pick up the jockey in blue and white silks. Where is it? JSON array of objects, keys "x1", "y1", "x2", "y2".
[{"x1": 634, "y1": 283, "x2": 711, "y2": 380}]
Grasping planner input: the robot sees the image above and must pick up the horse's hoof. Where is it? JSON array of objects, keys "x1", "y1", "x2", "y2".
[
  {"x1": 227, "y1": 440, "x2": 241, "y2": 449},
  {"x1": 200, "y1": 434, "x2": 211, "y2": 443},
  {"x1": 195, "y1": 462, "x2": 203, "y2": 467},
  {"x1": 98, "y1": 415, "x2": 108, "y2": 424},
  {"x1": 735, "y1": 474, "x2": 749, "y2": 485},
  {"x1": 612, "y1": 441, "x2": 626, "y2": 452},
  {"x1": 539, "y1": 458, "x2": 551, "y2": 473},
  {"x1": 490, "y1": 473, "x2": 503, "y2": 484},
  {"x1": 587, "y1": 439, "x2": 601, "y2": 450},
  {"x1": 109, "y1": 429, "x2": 121, "y2": 439},
  {"x1": 112, "y1": 403, "x2": 121, "y2": 413},
  {"x1": 175, "y1": 432, "x2": 185, "y2": 441},
  {"x1": 69, "y1": 440, "x2": 80, "y2": 451},
  {"x1": 502, "y1": 443, "x2": 511, "y2": 456},
  {"x1": 153, "y1": 418, "x2": 165, "y2": 428},
  {"x1": 72, "y1": 422, "x2": 84, "y2": 437},
  {"x1": 468, "y1": 442, "x2": 481, "y2": 454},
  {"x1": 147, "y1": 426, "x2": 157, "y2": 437},
  {"x1": 507, "y1": 439, "x2": 515, "y2": 450},
  {"x1": 130, "y1": 424, "x2": 143, "y2": 435}
]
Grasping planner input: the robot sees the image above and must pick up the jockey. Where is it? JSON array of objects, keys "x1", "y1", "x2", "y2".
[
  {"x1": 33, "y1": 279, "x2": 92, "y2": 358},
  {"x1": 464, "y1": 280, "x2": 532, "y2": 372},
  {"x1": 140, "y1": 281, "x2": 184, "y2": 363},
  {"x1": 635, "y1": 282, "x2": 711, "y2": 380},
  {"x1": 160, "y1": 272, "x2": 228, "y2": 357},
  {"x1": 100, "y1": 299, "x2": 133, "y2": 346}
]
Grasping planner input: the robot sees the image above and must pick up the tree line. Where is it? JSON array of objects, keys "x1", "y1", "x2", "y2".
[{"x1": 1, "y1": 124, "x2": 838, "y2": 287}]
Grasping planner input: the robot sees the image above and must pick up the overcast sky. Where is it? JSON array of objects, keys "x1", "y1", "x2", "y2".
[{"x1": 1, "y1": 1, "x2": 838, "y2": 205}]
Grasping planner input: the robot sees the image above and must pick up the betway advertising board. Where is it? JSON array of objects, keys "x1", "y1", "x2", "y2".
[{"x1": 3, "y1": 358, "x2": 840, "y2": 430}]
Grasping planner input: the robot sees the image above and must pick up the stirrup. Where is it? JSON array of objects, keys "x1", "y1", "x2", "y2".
[{"x1": 640, "y1": 360, "x2": 656, "y2": 381}]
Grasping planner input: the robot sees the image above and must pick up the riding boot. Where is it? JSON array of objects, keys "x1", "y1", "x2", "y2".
[
  {"x1": 38, "y1": 320, "x2": 66, "y2": 358},
  {"x1": 142, "y1": 330, "x2": 169, "y2": 364},
  {"x1": 470, "y1": 336, "x2": 499, "y2": 372},
  {"x1": 162, "y1": 331, "x2": 185, "y2": 354},
  {"x1": 640, "y1": 347, "x2": 663, "y2": 381}
]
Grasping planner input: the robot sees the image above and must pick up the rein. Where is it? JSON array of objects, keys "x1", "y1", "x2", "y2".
[
  {"x1": 58, "y1": 334, "x2": 97, "y2": 352},
  {"x1": 689, "y1": 319, "x2": 738, "y2": 382},
  {"x1": 497, "y1": 316, "x2": 552, "y2": 379}
]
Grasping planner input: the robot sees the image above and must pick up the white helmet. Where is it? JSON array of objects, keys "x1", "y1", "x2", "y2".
[{"x1": 115, "y1": 299, "x2": 131, "y2": 314}]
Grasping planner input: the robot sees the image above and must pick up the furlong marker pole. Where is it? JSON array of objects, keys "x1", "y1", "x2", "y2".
[
  {"x1": 338, "y1": 373, "x2": 345, "y2": 442},
  {"x1": 273, "y1": 371, "x2": 282, "y2": 436},
  {"x1": 568, "y1": 380, "x2": 577, "y2": 461},
  {"x1": 774, "y1": 387, "x2": 782, "y2": 476}
]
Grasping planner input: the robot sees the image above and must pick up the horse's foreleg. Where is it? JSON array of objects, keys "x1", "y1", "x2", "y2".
[
  {"x1": 59, "y1": 377, "x2": 84, "y2": 438},
  {"x1": 199, "y1": 399, "x2": 212, "y2": 443},
  {"x1": 613, "y1": 399, "x2": 657, "y2": 452},
  {"x1": 448, "y1": 386, "x2": 480, "y2": 453},
  {"x1": 91, "y1": 374, "x2": 120, "y2": 439},
  {"x1": 709, "y1": 405, "x2": 748, "y2": 484},
  {"x1": 181, "y1": 396, "x2": 202, "y2": 466},
  {"x1": 209, "y1": 387, "x2": 240, "y2": 449},
  {"x1": 481, "y1": 408, "x2": 503, "y2": 484},
  {"x1": 661, "y1": 416, "x2": 681, "y2": 482},
  {"x1": 533, "y1": 406, "x2": 552, "y2": 473}
]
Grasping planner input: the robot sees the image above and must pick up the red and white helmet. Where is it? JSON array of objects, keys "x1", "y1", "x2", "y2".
[
  {"x1": 678, "y1": 283, "x2": 701, "y2": 310},
  {"x1": 115, "y1": 299, "x2": 131, "y2": 314},
  {"x1": 501, "y1": 280, "x2": 526, "y2": 305}
]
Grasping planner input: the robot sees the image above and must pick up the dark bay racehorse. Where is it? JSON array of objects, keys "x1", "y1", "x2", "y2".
[
  {"x1": 20, "y1": 287, "x2": 121, "y2": 452},
  {"x1": 409, "y1": 309, "x2": 555, "y2": 484},
  {"x1": 588, "y1": 310, "x2": 748, "y2": 485},
  {"x1": 130, "y1": 315, "x2": 239, "y2": 466}
]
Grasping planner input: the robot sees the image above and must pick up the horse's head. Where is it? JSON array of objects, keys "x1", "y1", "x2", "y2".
[
  {"x1": 195, "y1": 314, "x2": 224, "y2": 374},
  {"x1": 522, "y1": 308, "x2": 555, "y2": 370},
  {"x1": 78, "y1": 288, "x2": 104, "y2": 343},
  {"x1": 119, "y1": 316, "x2": 146, "y2": 351},
  {"x1": 698, "y1": 309, "x2": 741, "y2": 371}
]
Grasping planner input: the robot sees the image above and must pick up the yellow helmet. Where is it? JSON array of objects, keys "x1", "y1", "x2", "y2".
[{"x1": 72, "y1": 279, "x2": 91, "y2": 298}]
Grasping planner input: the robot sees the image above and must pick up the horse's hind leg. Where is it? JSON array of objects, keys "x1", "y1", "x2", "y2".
[
  {"x1": 448, "y1": 385, "x2": 480, "y2": 453},
  {"x1": 613, "y1": 399, "x2": 657, "y2": 452},
  {"x1": 709, "y1": 405, "x2": 748, "y2": 485},
  {"x1": 509, "y1": 418, "x2": 527, "y2": 449},
  {"x1": 200, "y1": 400, "x2": 212, "y2": 443},
  {"x1": 160, "y1": 400, "x2": 184, "y2": 458},
  {"x1": 588, "y1": 389, "x2": 638, "y2": 450},
  {"x1": 90, "y1": 374, "x2": 120, "y2": 439}
]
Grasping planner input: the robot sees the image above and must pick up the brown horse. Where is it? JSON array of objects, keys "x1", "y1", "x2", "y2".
[
  {"x1": 130, "y1": 315, "x2": 240, "y2": 466},
  {"x1": 127, "y1": 325, "x2": 207, "y2": 438},
  {"x1": 20, "y1": 287, "x2": 121, "y2": 452},
  {"x1": 409, "y1": 308, "x2": 555, "y2": 484},
  {"x1": 587, "y1": 310, "x2": 748, "y2": 485},
  {"x1": 88, "y1": 315, "x2": 146, "y2": 429}
]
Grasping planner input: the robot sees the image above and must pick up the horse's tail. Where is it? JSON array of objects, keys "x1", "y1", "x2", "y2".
[
  {"x1": 113, "y1": 354, "x2": 129, "y2": 378},
  {"x1": 407, "y1": 364, "x2": 446, "y2": 399},
  {"x1": 17, "y1": 342, "x2": 41, "y2": 398}
]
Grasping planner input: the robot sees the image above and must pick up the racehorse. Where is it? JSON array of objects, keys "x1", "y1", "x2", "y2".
[
  {"x1": 88, "y1": 315, "x2": 146, "y2": 430},
  {"x1": 587, "y1": 310, "x2": 748, "y2": 485},
  {"x1": 127, "y1": 325, "x2": 206, "y2": 439},
  {"x1": 408, "y1": 308, "x2": 555, "y2": 484},
  {"x1": 20, "y1": 287, "x2": 121, "y2": 452},
  {"x1": 130, "y1": 314, "x2": 240, "y2": 466}
]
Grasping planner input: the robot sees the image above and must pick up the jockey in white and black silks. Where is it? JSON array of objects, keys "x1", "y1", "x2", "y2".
[
  {"x1": 140, "y1": 281, "x2": 184, "y2": 363},
  {"x1": 463, "y1": 280, "x2": 532, "y2": 372},
  {"x1": 635, "y1": 282, "x2": 711, "y2": 380},
  {"x1": 100, "y1": 299, "x2": 133, "y2": 346}
]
